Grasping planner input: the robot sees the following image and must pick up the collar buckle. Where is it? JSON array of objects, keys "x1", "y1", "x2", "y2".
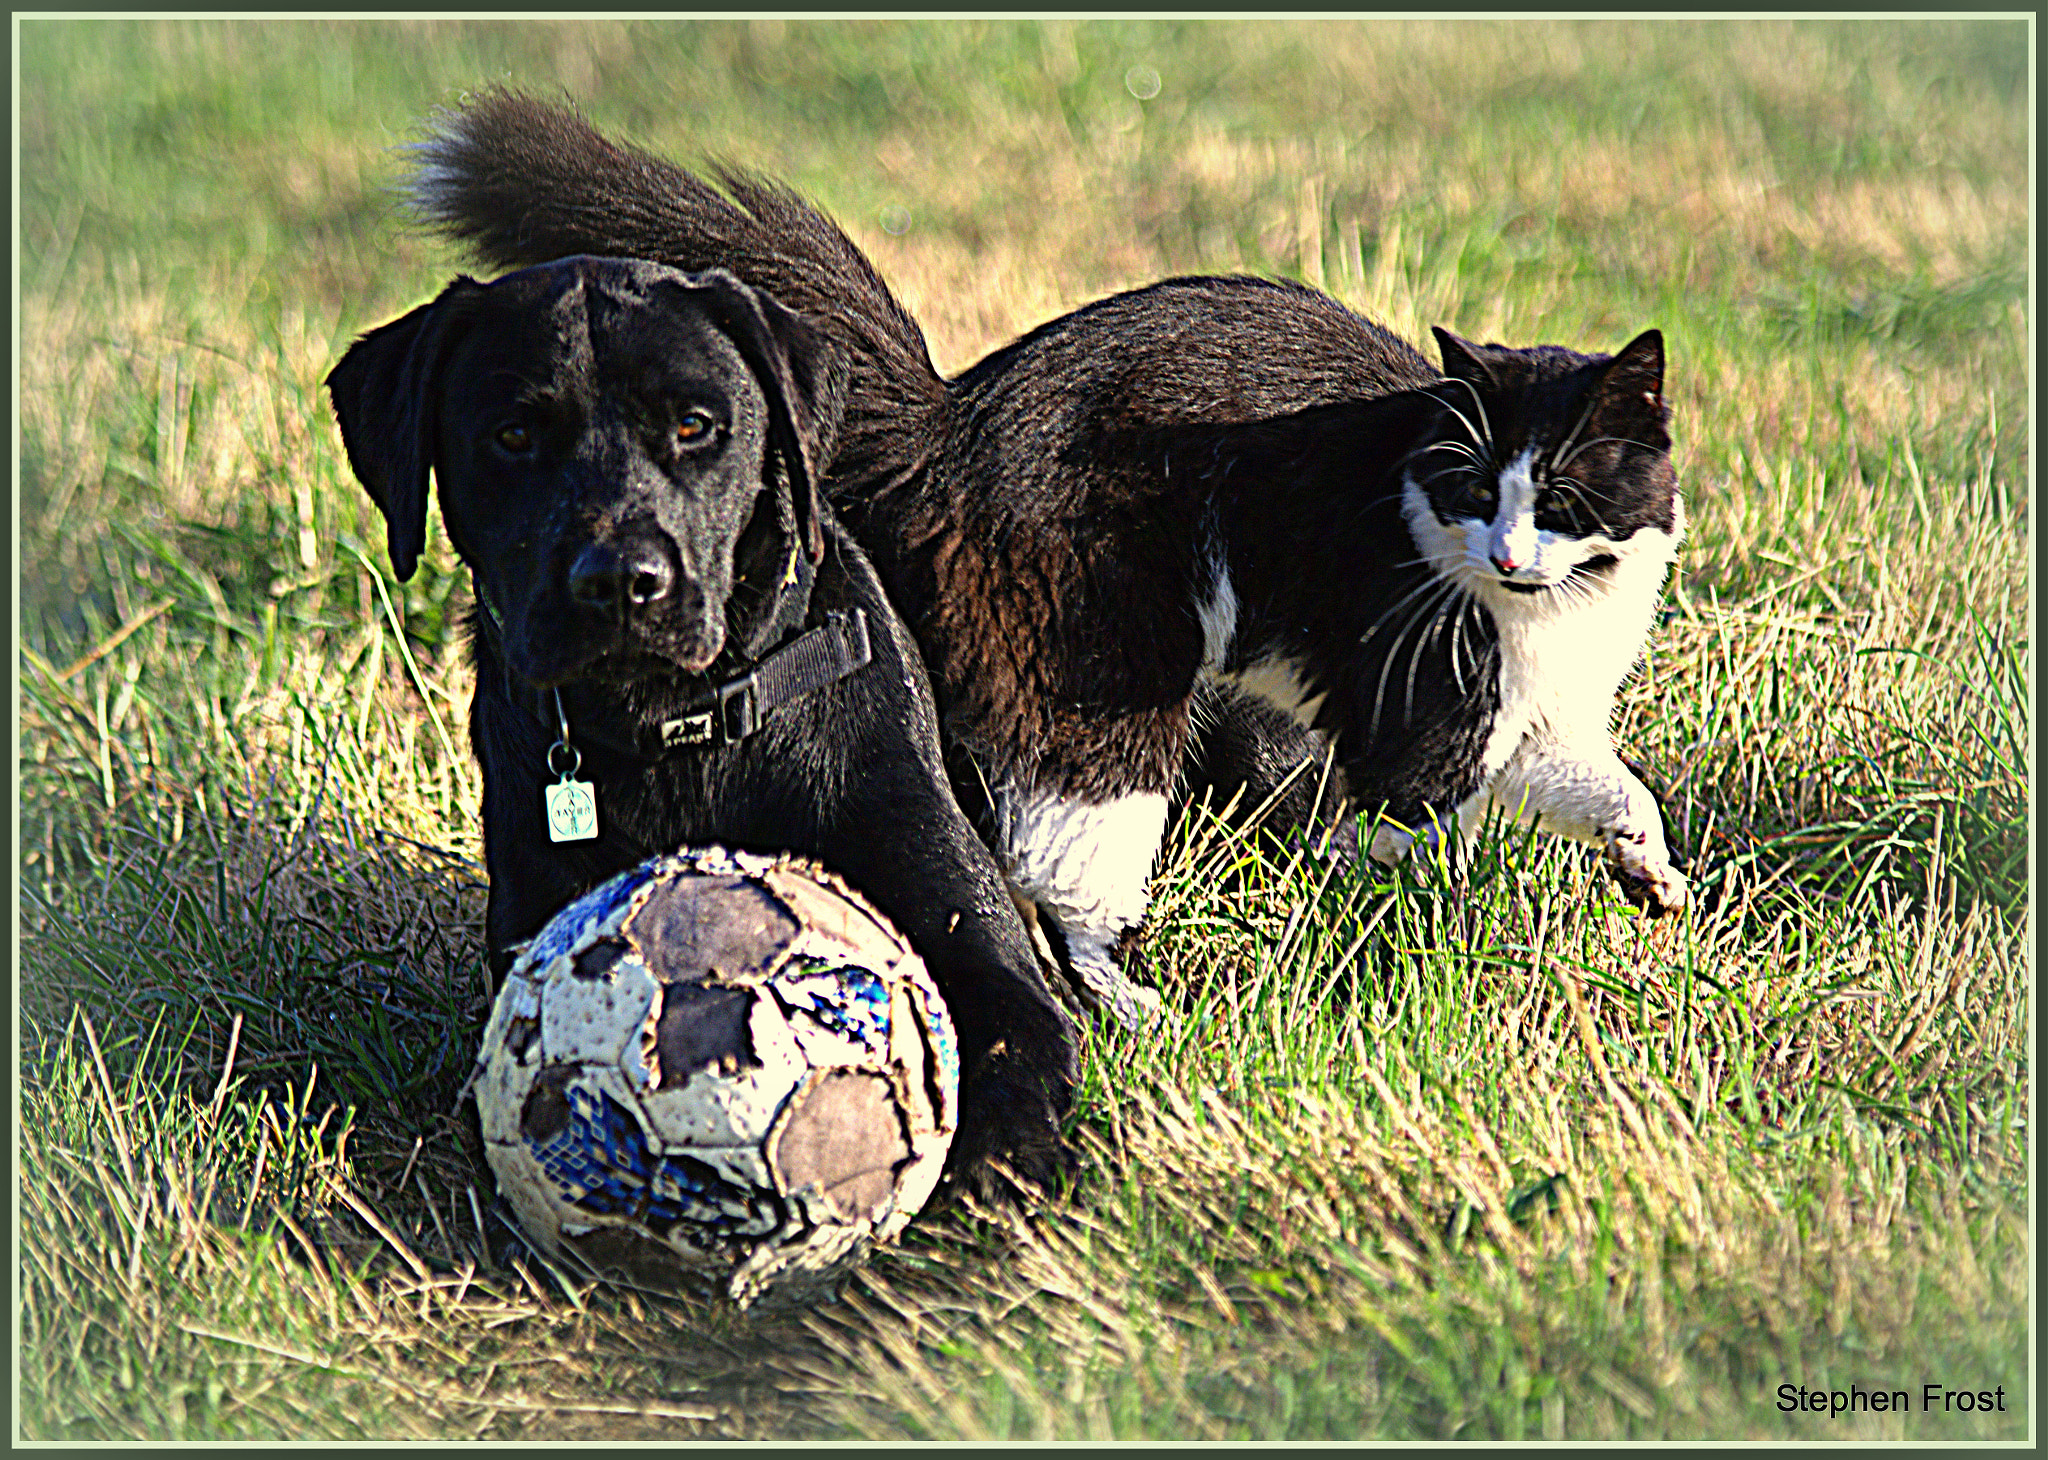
[{"x1": 716, "y1": 671, "x2": 761, "y2": 742}]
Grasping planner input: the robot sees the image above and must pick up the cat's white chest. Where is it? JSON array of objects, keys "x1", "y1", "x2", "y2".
[
  {"x1": 1400, "y1": 475, "x2": 1677, "y2": 771},
  {"x1": 1486, "y1": 533, "x2": 1675, "y2": 759},
  {"x1": 1484, "y1": 606, "x2": 1616, "y2": 770}
]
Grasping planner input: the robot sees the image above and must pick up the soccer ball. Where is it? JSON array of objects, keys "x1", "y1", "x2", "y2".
[{"x1": 470, "y1": 845, "x2": 960, "y2": 1307}]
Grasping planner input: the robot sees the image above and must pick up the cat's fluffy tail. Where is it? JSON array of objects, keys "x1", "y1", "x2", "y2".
[{"x1": 407, "y1": 88, "x2": 948, "y2": 493}]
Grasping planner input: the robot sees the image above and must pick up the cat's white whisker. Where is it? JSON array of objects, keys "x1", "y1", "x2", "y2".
[
  {"x1": 1549, "y1": 474, "x2": 1599, "y2": 519},
  {"x1": 1415, "y1": 465, "x2": 1482, "y2": 493},
  {"x1": 1549, "y1": 391, "x2": 1603, "y2": 470},
  {"x1": 1406, "y1": 582, "x2": 1466, "y2": 722},
  {"x1": 1430, "y1": 378, "x2": 1494, "y2": 459},
  {"x1": 1359, "y1": 570, "x2": 1455, "y2": 644},
  {"x1": 1368, "y1": 577, "x2": 1460, "y2": 739},
  {"x1": 1448, "y1": 594, "x2": 1489, "y2": 695},
  {"x1": 1554, "y1": 433, "x2": 1665, "y2": 473},
  {"x1": 1365, "y1": 598, "x2": 1429, "y2": 737},
  {"x1": 1418, "y1": 438, "x2": 1490, "y2": 471}
]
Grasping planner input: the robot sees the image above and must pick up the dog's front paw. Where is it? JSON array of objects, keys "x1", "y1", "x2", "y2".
[
  {"x1": 944, "y1": 1064, "x2": 1076, "y2": 1206},
  {"x1": 1604, "y1": 833, "x2": 1689, "y2": 917}
]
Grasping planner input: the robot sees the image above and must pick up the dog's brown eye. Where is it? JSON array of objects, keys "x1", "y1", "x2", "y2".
[
  {"x1": 673, "y1": 410, "x2": 715, "y2": 447},
  {"x1": 495, "y1": 424, "x2": 533, "y2": 453}
]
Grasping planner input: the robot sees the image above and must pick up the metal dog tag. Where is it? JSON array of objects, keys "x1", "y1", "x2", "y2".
[
  {"x1": 545, "y1": 778, "x2": 598, "y2": 843},
  {"x1": 544, "y1": 728, "x2": 599, "y2": 844}
]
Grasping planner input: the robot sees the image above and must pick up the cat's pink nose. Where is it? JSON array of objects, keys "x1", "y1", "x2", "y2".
[{"x1": 1490, "y1": 552, "x2": 1520, "y2": 575}]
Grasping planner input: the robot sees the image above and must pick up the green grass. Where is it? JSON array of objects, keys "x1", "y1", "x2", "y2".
[{"x1": 18, "y1": 17, "x2": 2029, "y2": 1442}]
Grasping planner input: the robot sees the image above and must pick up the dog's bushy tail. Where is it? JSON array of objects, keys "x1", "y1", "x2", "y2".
[{"x1": 407, "y1": 88, "x2": 947, "y2": 491}]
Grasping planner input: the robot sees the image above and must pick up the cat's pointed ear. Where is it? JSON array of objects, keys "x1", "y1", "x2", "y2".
[
  {"x1": 1432, "y1": 327, "x2": 1497, "y2": 393},
  {"x1": 1598, "y1": 329, "x2": 1666, "y2": 414},
  {"x1": 1590, "y1": 329, "x2": 1670, "y2": 451}
]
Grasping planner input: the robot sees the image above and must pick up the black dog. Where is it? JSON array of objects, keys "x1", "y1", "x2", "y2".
[
  {"x1": 406, "y1": 92, "x2": 1370, "y2": 1029},
  {"x1": 326, "y1": 256, "x2": 1076, "y2": 1194}
]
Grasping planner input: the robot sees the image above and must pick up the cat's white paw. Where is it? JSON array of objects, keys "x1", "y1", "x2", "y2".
[
  {"x1": 1367, "y1": 814, "x2": 1452, "y2": 867},
  {"x1": 1025, "y1": 907, "x2": 1173, "y2": 1032},
  {"x1": 997, "y1": 785, "x2": 1172, "y2": 1029},
  {"x1": 1604, "y1": 833, "x2": 1688, "y2": 917},
  {"x1": 1367, "y1": 821, "x2": 1417, "y2": 865},
  {"x1": 1073, "y1": 959, "x2": 1169, "y2": 1031}
]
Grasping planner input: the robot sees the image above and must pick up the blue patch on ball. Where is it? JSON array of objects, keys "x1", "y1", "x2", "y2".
[
  {"x1": 524, "y1": 859, "x2": 656, "y2": 970},
  {"x1": 774, "y1": 960, "x2": 892, "y2": 1048},
  {"x1": 530, "y1": 1084, "x2": 782, "y2": 1237}
]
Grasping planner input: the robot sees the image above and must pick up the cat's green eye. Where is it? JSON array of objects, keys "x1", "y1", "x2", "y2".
[{"x1": 495, "y1": 424, "x2": 533, "y2": 453}]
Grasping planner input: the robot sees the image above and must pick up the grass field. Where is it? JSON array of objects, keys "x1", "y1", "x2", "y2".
[{"x1": 16, "y1": 17, "x2": 2031, "y2": 1442}]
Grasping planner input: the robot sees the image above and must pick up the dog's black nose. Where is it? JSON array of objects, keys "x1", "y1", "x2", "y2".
[{"x1": 568, "y1": 539, "x2": 675, "y2": 617}]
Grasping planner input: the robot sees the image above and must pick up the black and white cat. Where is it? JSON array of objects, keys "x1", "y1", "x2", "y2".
[
  {"x1": 1183, "y1": 328, "x2": 1687, "y2": 908},
  {"x1": 402, "y1": 91, "x2": 1687, "y2": 1026}
]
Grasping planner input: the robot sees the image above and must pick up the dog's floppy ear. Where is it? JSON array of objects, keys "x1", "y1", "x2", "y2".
[
  {"x1": 686, "y1": 270, "x2": 845, "y2": 567},
  {"x1": 325, "y1": 278, "x2": 483, "y2": 581}
]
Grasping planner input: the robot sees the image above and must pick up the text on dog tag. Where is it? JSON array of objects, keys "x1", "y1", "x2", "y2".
[{"x1": 545, "y1": 778, "x2": 599, "y2": 842}]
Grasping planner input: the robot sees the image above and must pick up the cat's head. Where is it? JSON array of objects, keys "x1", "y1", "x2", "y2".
[{"x1": 1403, "y1": 328, "x2": 1682, "y2": 603}]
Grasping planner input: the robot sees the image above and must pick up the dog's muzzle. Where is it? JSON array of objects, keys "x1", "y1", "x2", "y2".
[
  {"x1": 560, "y1": 530, "x2": 726, "y2": 670},
  {"x1": 567, "y1": 538, "x2": 678, "y2": 620}
]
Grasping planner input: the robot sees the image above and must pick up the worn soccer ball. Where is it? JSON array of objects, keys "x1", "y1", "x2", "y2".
[{"x1": 470, "y1": 846, "x2": 960, "y2": 1307}]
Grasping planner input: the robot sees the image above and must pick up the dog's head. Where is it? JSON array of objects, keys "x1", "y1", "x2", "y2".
[{"x1": 327, "y1": 257, "x2": 842, "y2": 686}]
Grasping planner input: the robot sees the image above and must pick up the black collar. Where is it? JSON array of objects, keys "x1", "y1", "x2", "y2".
[
  {"x1": 475, "y1": 575, "x2": 874, "y2": 763},
  {"x1": 628, "y1": 608, "x2": 872, "y2": 756}
]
